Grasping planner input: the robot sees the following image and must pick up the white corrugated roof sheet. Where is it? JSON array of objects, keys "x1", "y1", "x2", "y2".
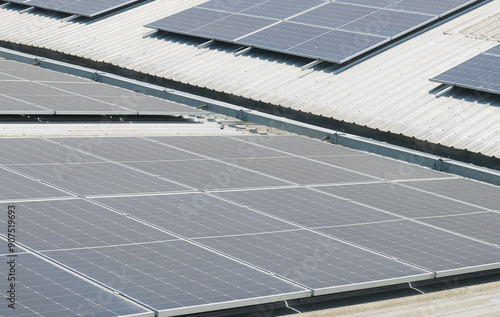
[{"x1": 0, "y1": 0, "x2": 499, "y2": 157}]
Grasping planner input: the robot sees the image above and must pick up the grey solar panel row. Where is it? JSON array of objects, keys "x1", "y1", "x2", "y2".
[
  {"x1": 430, "y1": 48, "x2": 500, "y2": 95},
  {"x1": 3, "y1": 135, "x2": 500, "y2": 316},
  {"x1": 146, "y1": 0, "x2": 479, "y2": 64},
  {"x1": 7, "y1": 0, "x2": 140, "y2": 17},
  {"x1": 0, "y1": 60, "x2": 203, "y2": 115}
]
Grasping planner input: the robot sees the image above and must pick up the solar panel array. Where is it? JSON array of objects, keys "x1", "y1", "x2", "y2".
[
  {"x1": 2, "y1": 134, "x2": 500, "y2": 316},
  {"x1": 431, "y1": 44, "x2": 500, "y2": 95},
  {"x1": 7, "y1": 0, "x2": 140, "y2": 17},
  {"x1": 146, "y1": 0, "x2": 480, "y2": 63},
  {"x1": 0, "y1": 59, "x2": 202, "y2": 116}
]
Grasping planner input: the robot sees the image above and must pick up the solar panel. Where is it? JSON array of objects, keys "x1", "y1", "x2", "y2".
[
  {"x1": 198, "y1": 0, "x2": 267, "y2": 13},
  {"x1": 195, "y1": 230, "x2": 432, "y2": 295},
  {"x1": 189, "y1": 14, "x2": 278, "y2": 41},
  {"x1": 214, "y1": 187, "x2": 398, "y2": 227},
  {"x1": 418, "y1": 212, "x2": 500, "y2": 245},
  {"x1": 0, "y1": 60, "x2": 203, "y2": 115},
  {"x1": 3, "y1": 135, "x2": 500, "y2": 316},
  {"x1": 317, "y1": 183, "x2": 484, "y2": 218},
  {"x1": 484, "y1": 44, "x2": 500, "y2": 57},
  {"x1": 41, "y1": 241, "x2": 309, "y2": 315},
  {"x1": 0, "y1": 253, "x2": 152, "y2": 317},
  {"x1": 236, "y1": 22, "x2": 331, "y2": 51},
  {"x1": 0, "y1": 168, "x2": 72, "y2": 201},
  {"x1": 338, "y1": 9, "x2": 436, "y2": 38},
  {"x1": 232, "y1": 135, "x2": 363, "y2": 156},
  {"x1": 311, "y1": 155, "x2": 451, "y2": 180},
  {"x1": 403, "y1": 178, "x2": 500, "y2": 211},
  {"x1": 0, "y1": 199, "x2": 176, "y2": 251},
  {"x1": 387, "y1": 0, "x2": 478, "y2": 16},
  {"x1": 125, "y1": 159, "x2": 289, "y2": 190},
  {"x1": 431, "y1": 53, "x2": 500, "y2": 95},
  {"x1": 290, "y1": 3, "x2": 379, "y2": 29},
  {"x1": 317, "y1": 220, "x2": 500, "y2": 275},
  {"x1": 241, "y1": 0, "x2": 326, "y2": 20},
  {"x1": 14, "y1": 0, "x2": 141, "y2": 17},
  {"x1": 95, "y1": 193, "x2": 298, "y2": 238},
  {"x1": 7, "y1": 162, "x2": 187, "y2": 196},
  {"x1": 146, "y1": 0, "x2": 480, "y2": 64}
]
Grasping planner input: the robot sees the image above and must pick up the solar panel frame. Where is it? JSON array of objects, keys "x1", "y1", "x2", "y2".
[
  {"x1": 214, "y1": 187, "x2": 399, "y2": 227},
  {"x1": 146, "y1": 0, "x2": 482, "y2": 64},
  {"x1": 17, "y1": 0, "x2": 141, "y2": 17},
  {"x1": 94, "y1": 193, "x2": 299, "y2": 238},
  {"x1": 338, "y1": 9, "x2": 437, "y2": 38},
  {"x1": 316, "y1": 183, "x2": 485, "y2": 218},
  {"x1": 484, "y1": 45, "x2": 500, "y2": 57},
  {"x1": 0, "y1": 199, "x2": 178, "y2": 251},
  {"x1": 241, "y1": 0, "x2": 327, "y2": 20}
]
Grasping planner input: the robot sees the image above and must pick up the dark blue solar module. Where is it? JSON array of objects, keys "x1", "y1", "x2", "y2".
[
  {"x1": 145, "y1": 8, "x2": 231, "y2": 35},
  {"x1": 146, "y1": 0, "x2": 482, "y2": 64},
  {"x1": 190, "y1": 14, "x2": 278, "y2": 40},
  {"x1": 484, "y1": 45, "x2": 500, "y2": 57},
  {"x1": 198, "y1": 0, "x2": 267, "y2": 13},
  {"x1": 387, "y1": 0, "x2": 477, "y2": 16},
  {"x1": 288, "y1": 28, "x2": 388, "y2": 63},
  {"x1": 339, "y1": 9, "x2": 436, "y2": 38},
  {"x1": 290, "y1": 2, "x2": 378, "y2": 29},
  {"x1": 19, "y1": 0, "x2": 140, "y2": 17},
  {"x1": 241, "y1": 0, "x2": 326, "y2": 20},
  {"x1": 431, "y1": 54, "x2": 500, "y2": 95},
  {"x1": 237, "y1": 22, "x2": 330, "y2": 51}
]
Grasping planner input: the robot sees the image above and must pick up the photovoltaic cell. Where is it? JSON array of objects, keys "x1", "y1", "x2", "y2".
[
  {"x1": 198, "y1": 0, "x2": 267, "y2": 13},
  {"x1": 147, "y1": 0, "x2": 479, "y2": 64},
  {"x1": 0, "y1": 253, "x2": 151, "y2": 317},
  {"x1": 145, "y1": 8, "x2": 231, "y2": 34},
  {"x1": 215, "y1": 187, "x2": 398, "y2": 227},
  {"x1": 232, "y1": 135, "x2": 363, "y2": 156},
  {"x1": 0, "y1": 60, "x2": 203, "y2": 115},
  {"x1": 195, "y1": 230, "x2": 431, "y2": 293},
  {"x1": 221, "y1": 156, "x2": 374, "y2": 185},
  {"x1": 241, "y1": 0, "x2": 326, "y2": 20},
  {"x1": 291, "y1": 3, "x2": 378, "y2": 29},
  {"x1": 431, "y1": 54, "x2": 500, "y2": 95},
  {"x1": 317, "y1": 183, "x2": 484, "y2": 218},
  {"x1": 311, "y1": 155, "x2": 450, "y2": 180},
  {"x1": 336, "y1": 0, "x2": 400, "y2": 8},
  {"x1": 0, "y1": 199, "x2": 176, "y2": 251},
  {"x1": 95, "y1": 193, "x2": 298, "y2": 238},
  {"x1": 41, "y1": 242, "x2": 309, "y2": 313},
  {"x1": 150, "y1": 135, "x2": 290, "y2": 159},
  {"x1": 125, "y1": 159, "x2": 289, "y2": 190},
  {"x1": 51, "y1": 137, "x2": 198, "y2": 162},
  {"x1": 318, "y1": 220, "x2": 500, "y2": 274},
  {"x1": 0, "y1": 168, "x2": 72, "y2": 201},
  {"x1": 339, "y1": 9, "x2": 435, "y2": 38},
  {"x1": 418, "y1": 212, "x2": 500, "y2": 246}
]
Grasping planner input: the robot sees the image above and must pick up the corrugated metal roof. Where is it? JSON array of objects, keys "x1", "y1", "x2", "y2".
[{"x1": 0, "y1": 0, "x2": 499, "y2": 157}]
